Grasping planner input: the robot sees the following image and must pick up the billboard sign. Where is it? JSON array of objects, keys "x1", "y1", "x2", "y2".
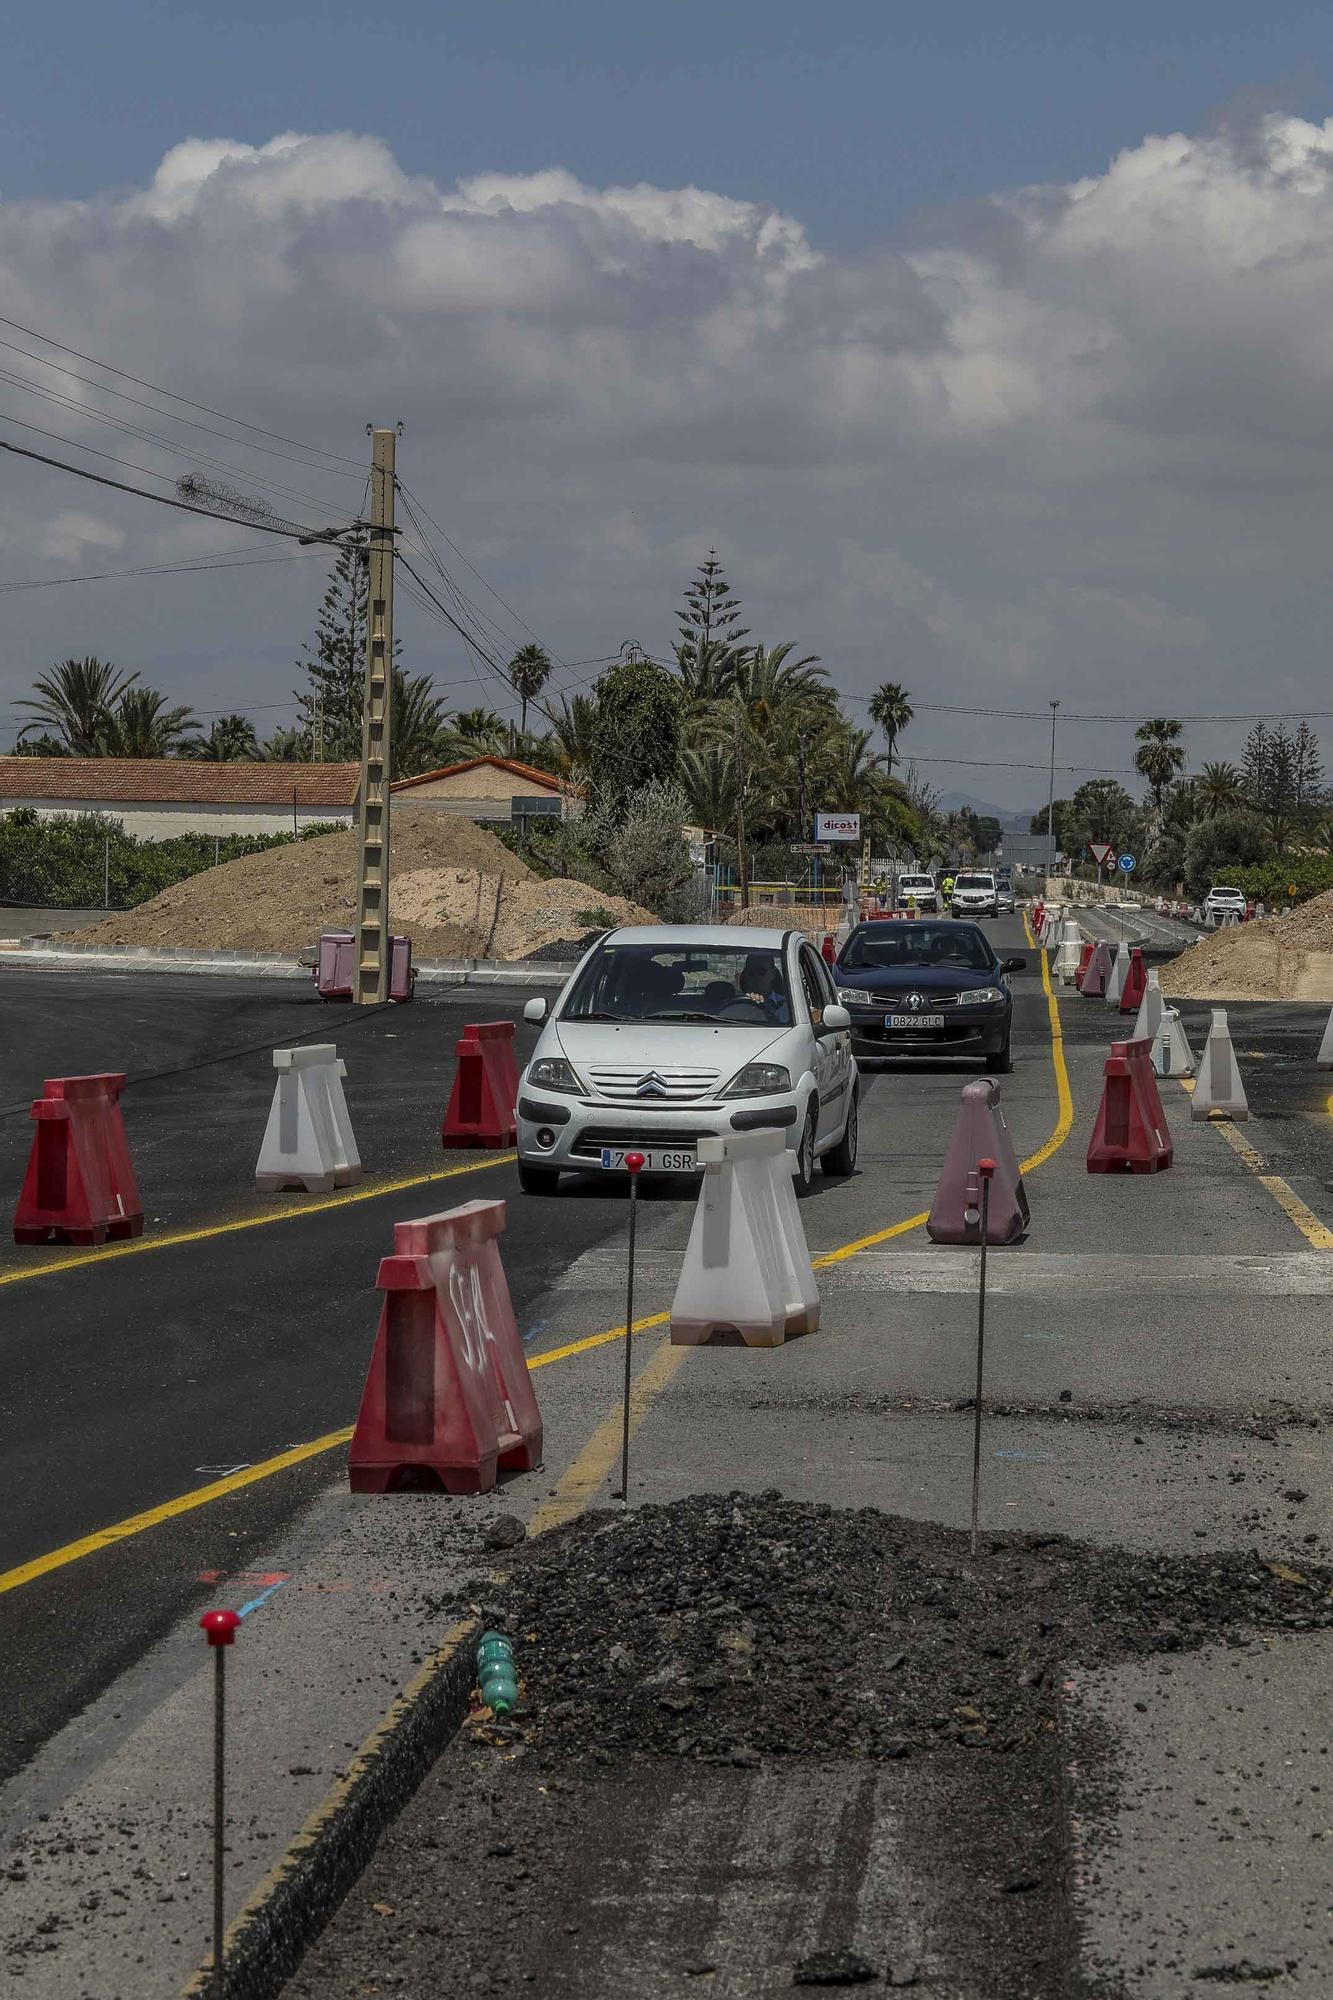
[{"x1": 814, "y1": 811, "x2": 861, "y2": 843}]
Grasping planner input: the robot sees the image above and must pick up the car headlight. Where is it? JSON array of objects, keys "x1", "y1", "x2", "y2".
[
  {"x1": 719, "y1": 1062, "x2": 792, "y2": 1098},
  {"x1": 954, "y1": 987, "x2": 1004, "y2": 1007},
  {"x1": 834, "y1": 988, "x2": 876, "y2": 1005},
  {"x1": 526, "y1": 1056, "x2": 586, "y2": 1093}
]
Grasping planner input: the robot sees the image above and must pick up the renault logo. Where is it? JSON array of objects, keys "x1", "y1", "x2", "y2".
[
  {"x1": 636, "y1": 1071, "x2": 669, "y2": 1097},
  {"x1": 905, "y1": 992, "x2": 924, "y2": 1012}
]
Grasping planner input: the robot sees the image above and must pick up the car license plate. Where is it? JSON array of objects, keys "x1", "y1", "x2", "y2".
[
  {"x1": 886, "y1": 1012, "x2": 945, "y2": 1030},
  {"x1": 599, "y1": 1147, "x2": 700, "y2": 1172}
]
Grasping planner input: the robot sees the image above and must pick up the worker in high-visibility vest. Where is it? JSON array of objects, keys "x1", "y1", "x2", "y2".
[{"x1": 942, "y1": 872, "x2": 956, "y2": 901}]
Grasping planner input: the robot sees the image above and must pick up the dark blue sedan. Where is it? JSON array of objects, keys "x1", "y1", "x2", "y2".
[{"x1": 831, "y1": 920, "x2": 1026, "y2": 1071}]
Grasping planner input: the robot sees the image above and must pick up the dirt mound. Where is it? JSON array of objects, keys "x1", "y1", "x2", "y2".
[
  {"x1": 74, "y1": 805, "x2": 652, "y2": 960},
  {"x1": 1161, "y1": 887, "x2": 1333, "y2": 1001}
]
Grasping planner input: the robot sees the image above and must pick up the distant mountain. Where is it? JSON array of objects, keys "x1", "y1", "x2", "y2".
[{"x1": 935, "y1": 791, "x2": 1030, "y2": 827}]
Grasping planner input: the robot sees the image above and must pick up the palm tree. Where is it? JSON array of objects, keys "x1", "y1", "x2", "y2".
[
  {"x1": 447, "y1": 706, "x2": 510, "y2": 757},
  {"x1": 189, "y1": 714, "x2": 260, "y2": 761},
  {"x1": 506, "y1": 645, "x2": 553, "y2": 740},
  {"x1": 678, "y1": 744, "x2": 737, "y2": 833},
  {"x1": 867, "y1": 682, "x2": 914, "y2": 776},
  {"x1": 1134, "y1": 718, "x2": 1186, "y2": 822},
  {"x1": 16, "y1": 656, "x2": 138, "y2": 754},
  {"x1": 546, "y1": 693, "x2": 598, "y2": 779},
  {"x1": 392, "y1": 671, "x2": 450, "y2": 779},
  {"x1": 261, "y1": 725, "x2": 310, "y2": 763},
  {"x1": 102, "y1": 687, "x2": 200, "y2": 757},
  {"x1": 1196, "y1": 760, "x2": 1243, "y2": 818}
]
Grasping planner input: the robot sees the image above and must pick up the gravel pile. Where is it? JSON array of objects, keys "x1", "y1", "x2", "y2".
[{"x1": 469, "y1": 1493, "x2": 1333, "y2": 1765}]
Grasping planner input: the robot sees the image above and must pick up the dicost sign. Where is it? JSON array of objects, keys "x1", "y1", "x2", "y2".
[{"x1": 814, "y1": 811, "x2": 861, "y2": 843}]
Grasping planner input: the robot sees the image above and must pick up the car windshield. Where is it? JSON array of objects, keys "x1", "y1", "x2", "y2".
[
  {"x1": 954, "y1": 875, "x2": 993, "y2": 890},
  {"x1": 840, "y1": 925, "x2": 993, "y2": 972},
  {"x1": 561, "y1": 942, "x2": 793, "y2": 1025},
  {"x1": 1211, "y1": 887, "x2": 1243, "y2": 899},
  {"x1": 900, "y1": 877, "x2": 932, "y2": 889}
]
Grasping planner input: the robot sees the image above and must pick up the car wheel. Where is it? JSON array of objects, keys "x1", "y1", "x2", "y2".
[
  {"x1": 517, "y1": 1160, "x2": 561, "y2": 1195},
  {"x1": 793, "y1": 1105, "x2": 818, "y2": 1196},
  {"x1": 821, "y1": 1086, "x2": 858, "y2": 1177},
  {"x1": 984, "y1": 1038, "x2": 1012, "y2": 1074}
]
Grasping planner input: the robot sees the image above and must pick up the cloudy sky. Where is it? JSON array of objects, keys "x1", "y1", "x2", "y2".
[{"x1": 6, "y1": 2, "x2": 1333, "y2": 808}]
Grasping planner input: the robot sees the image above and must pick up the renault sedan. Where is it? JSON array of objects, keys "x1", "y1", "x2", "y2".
[
  {"x1": 831, "y1": 919, "x2": 1025, "y2": 1071},
  {"x1": 516, "y1": 925, "x2": 859, "y2": 1195}
]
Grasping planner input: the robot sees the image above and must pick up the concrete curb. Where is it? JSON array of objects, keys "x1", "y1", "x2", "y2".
[
  {"x1": 180, "y1": 1615, "x2": 480, "y2": 2000},
  {"x1": 0, "y1": 940, "x2": 575, "y2": 986}
]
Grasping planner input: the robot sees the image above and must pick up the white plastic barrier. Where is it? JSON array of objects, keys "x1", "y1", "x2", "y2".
[
  {"x1": 1191, "y1": 1009, "x2": 1249, "y2": 1122},
  {"x1": 256, "y1": 1044, "x2": 362, "y2": 1194},
  {"x1": 1152, "y1": 1007, "x2": 1195, "y2": 1078},
  {"x1": 1105, "y1": 940, "x2": 1131, "y2": 1007},
  {"x1": 669, "y1": 1128, "x2": 819, "y2": 1348},
  {"x1": 1131, "y1": 967, "x2": 1166, "y2": 1046},
  {"x1": 1054, "y1": 919, "x2": 1083, "y2": 985},
  {"x1": 1318, "y1": 1006, "x2": 1333, "y2": 1071}
]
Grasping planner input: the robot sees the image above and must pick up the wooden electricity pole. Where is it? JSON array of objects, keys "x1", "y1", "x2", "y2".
[{"x1": 354, "y1": 427, "x2": 396, "y2": 1004}]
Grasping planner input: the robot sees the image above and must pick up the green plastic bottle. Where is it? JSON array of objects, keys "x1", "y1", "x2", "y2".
[{"x1": 477, "y1": 1632, "x2": 519, "y2": 1716}]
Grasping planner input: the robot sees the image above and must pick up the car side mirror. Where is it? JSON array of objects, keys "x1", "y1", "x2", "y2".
[
  {"x1": 1002, "y1": 957, "x2": 1026, "y2": 973},
  {"x1": 823, "y1": 1002, "x2": 851, "y2": 1032},
  {"x1": 523, "y1": 996, "x2": 548, "y2": 1024}
]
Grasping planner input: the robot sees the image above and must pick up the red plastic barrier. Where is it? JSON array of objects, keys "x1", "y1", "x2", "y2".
[
  {"x1": 1081, "y1": 939, "x2": 1113, "y2": 998},
  {"x1": 315, "y1": 931, "x2": 415, "y2": 1003},
  {"x1": 926, "y1": 1078, "x2": 1030, "y2": 1245},
  {"x1": 1118, "y1": 946, "x2": 1148, "y2": 1015},
  {"x1": 349, "y1": 1197, "x2": 542, "y2": 1493},
  {"x1": 1074, "y1": 941, "x2": 1095, "y2": 991},
  {"x1": 1087, "y1": 1037, "x2": 1173, "y2": 1175},
  {"x1": 441, "y1": 1021, "x2": 519, "y2": 1148},
  {"x1": 820, "y1": 934, "x2": 836, "y2": 964},
  {"x1": 13, "y1": 1074, "x2": 144, "y2": 1247}
]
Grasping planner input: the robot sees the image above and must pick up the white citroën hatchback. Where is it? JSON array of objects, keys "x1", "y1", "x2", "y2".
[{"x1": 515, "y1": 925, "x2": 859, "y2": 1195}]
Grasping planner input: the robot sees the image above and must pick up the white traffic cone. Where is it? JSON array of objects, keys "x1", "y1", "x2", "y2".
[
  {"x1": 1055, "y1": 919, "x2": 1082, "y2": 985},
  {"x1": 1318, "y1": 1006, "x2": 1333, "y2": 1071},
  {"x1": 1152, "y1": 1007, "x2": 1195, "y2": 1078},
  {"x1": 1132, "y1": 968, "x2": 1165, "y2": 1045},
  {"x1": 1191, "y1": 1009, "x2": 1249, "y2": 1121},
  {"x1": 1105, "y1": 940, "x2": 1131, "y2": 1006}
]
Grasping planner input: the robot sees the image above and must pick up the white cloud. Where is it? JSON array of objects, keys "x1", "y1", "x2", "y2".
[{"x1": 5, "y1": 117, "x2": 1333, "y2": 796}]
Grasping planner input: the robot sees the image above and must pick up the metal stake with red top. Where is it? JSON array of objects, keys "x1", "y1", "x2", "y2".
[
  {"x1": 199, "y1": 1608, "x2": 241, "y2": 1995},
  {"x1": 968, "y1": 1160, "x2": 996, "y2": 1557},
  {"x1": 616, "y1": 1151, "x2": 646, "y2": 1503}
]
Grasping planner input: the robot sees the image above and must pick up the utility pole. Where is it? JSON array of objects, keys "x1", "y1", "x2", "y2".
[
  {"x1": 354, "y1": 427, "x2": 396, "y2": 1005},
  {"x1": 1045, "y1": 699, "x2": 1060, "y2": 890}
]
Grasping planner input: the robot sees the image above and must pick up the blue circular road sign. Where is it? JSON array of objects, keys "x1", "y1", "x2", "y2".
[{"x1": 1117, "y1": 853, "x2": 1136, "y2": 872}]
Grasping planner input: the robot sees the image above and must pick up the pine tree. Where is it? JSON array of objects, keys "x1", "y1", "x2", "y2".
[
  {"x1": 676, "y1": 550, "x2": 748, "y2": 680},
  {"x1": 294, "y1": 539, "x2": 370, "y2": 762}
]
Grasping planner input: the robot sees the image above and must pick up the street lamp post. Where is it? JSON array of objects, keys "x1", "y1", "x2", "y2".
[{"x1": 1045, "y1": 700, "x2": 1060, "y2": 888}]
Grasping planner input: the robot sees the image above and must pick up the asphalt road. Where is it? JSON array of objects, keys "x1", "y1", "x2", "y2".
[{"x1": 4, "y1": 922, "x2": 1333, "y2": 1997}]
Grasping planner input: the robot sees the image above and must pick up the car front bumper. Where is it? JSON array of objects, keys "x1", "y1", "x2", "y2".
[
  {"x1": 516, "y1": 1091, "x2": 804, "y2": 1174},
  {"x1": 844, "y1": 1004, "x2": 1010, "y2": 1060}
]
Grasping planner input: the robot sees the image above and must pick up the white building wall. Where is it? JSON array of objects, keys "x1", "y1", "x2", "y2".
[{"x1": 0, "y1": 799, "x2": 354, "y2": 839}]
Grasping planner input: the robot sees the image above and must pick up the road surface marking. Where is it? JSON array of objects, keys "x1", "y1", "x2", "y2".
[
  {"x1": 5, "y1": 917, "x2": 1075, "y2": 1597},
  {"x1": 1179, "y1": 1080, "x2": 1333, "y2": 1251},
  {"x1": 0, "y1": 1153, "x2": 517, "y2": 1290},
  {"x1": 529, "y1": 1338, "x2": 689, "y2": 1535}
]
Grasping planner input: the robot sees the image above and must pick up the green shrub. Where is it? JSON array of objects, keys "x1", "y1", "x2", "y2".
[
  {"x1": 0, "y1": 811, "x2": 346, "y2": 910},
  {"x1": 1231, "y1": 856, "x2": 1333, "y2": 907}
]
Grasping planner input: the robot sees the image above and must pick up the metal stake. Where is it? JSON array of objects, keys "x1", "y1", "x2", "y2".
[
  {"x1": 618, "y1": 1152, "x2": 645, "y2": 1502},
  {"x1": 199, "y1": 1608, "x2": 240, "y2": 1994},
  {"x1": 970, "y1": 1161, "x2": 996, "y2": 1558}
]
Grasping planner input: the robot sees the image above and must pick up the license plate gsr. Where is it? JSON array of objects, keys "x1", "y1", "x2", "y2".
[
  {"x1": 885, "y1": 1012, "x2": 945, "y2": 1030},
  {"x1": 600, "y1": 1147, "x2": 701, "y2": 1172}
]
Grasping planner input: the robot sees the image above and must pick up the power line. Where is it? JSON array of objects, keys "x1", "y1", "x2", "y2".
[
  {"x1": 843, "y1": 691, "x2": 1333, "y2": 724},
  {"x1": 0, "y1": 311, "x2": 363, "y2": 469},
  {"x1": 0, "y1": 432, "x2": 352, "y2": 542},
  {"x1": 0, "y1": 546, "x2": 315, "y2": 593},
  {"x1": 396, "y1": 480, "x2": 564, "y2": 662}
]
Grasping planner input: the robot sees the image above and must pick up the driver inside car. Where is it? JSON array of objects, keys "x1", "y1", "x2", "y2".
[{"x1": 739, "y1": 952, "x2": 790, "y2": 1023}]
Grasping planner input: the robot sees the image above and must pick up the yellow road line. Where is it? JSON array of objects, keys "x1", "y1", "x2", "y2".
[
  {"x1": 1179, "y1": 1078, "x2": 1333, "y2": 1251},
  {"x1": 8, "y1": 918, "x2": 1077, "y2": 1598},
  {"x1": 0, "y1": 1428, "x2": 355, "y2": 1598},
  {"x1": 528, "y1": 1338, "x2": 689, "y2": 1535},
  {"x1": 0, "y1": 1153, "x2": 516, "y2": 1290}
]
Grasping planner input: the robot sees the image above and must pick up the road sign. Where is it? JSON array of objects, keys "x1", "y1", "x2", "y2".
[
  {"x1": 791, "y1": 842, "x2": 832, "y2": 855},
  {"x1": 1088, "y1": 842, "x2": 1115, "y2": 867},
  {"x1": 1118, "y1": 853, "x2": 1136, "y2": 873}
]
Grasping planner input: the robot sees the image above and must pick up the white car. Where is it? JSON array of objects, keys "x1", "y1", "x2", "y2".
[
  {"x1": 516, "y1": 925, "x2": 859, "y2": 1195},
  {"x1": 896, "y1": 872, "x2": 939, "y2": 913},
  {"x1": 950, "y1": 871, "x2": 1000, "y2": 919},
  {"x1": 1202, "y1": 885, "x2": 1247, "y2": 922}
]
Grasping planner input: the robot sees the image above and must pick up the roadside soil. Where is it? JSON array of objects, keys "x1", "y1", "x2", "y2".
[
  {"x1": 285, "y1": 1493, "x2": 1333, "y2": 1999},
  {"x1": 1162, "y1": 888, "x2": 1333, "y2": 1001},
  {"x1": 71, "y1": 805, "x2": 650, "y2": 960}
]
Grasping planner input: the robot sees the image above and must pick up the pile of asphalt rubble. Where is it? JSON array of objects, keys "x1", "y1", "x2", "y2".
[{"x1": 472, "y1": 1492, "x2": 1333, "y2": 1768}]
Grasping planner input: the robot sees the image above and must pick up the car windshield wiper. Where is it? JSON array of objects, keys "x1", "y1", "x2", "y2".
[
  {"x1": 569, "y1": 1009, "x2": 624, "y2": 1021},
  {"x1": 641, "y1": 1010, "x2": 719, "y2": 1022}
]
